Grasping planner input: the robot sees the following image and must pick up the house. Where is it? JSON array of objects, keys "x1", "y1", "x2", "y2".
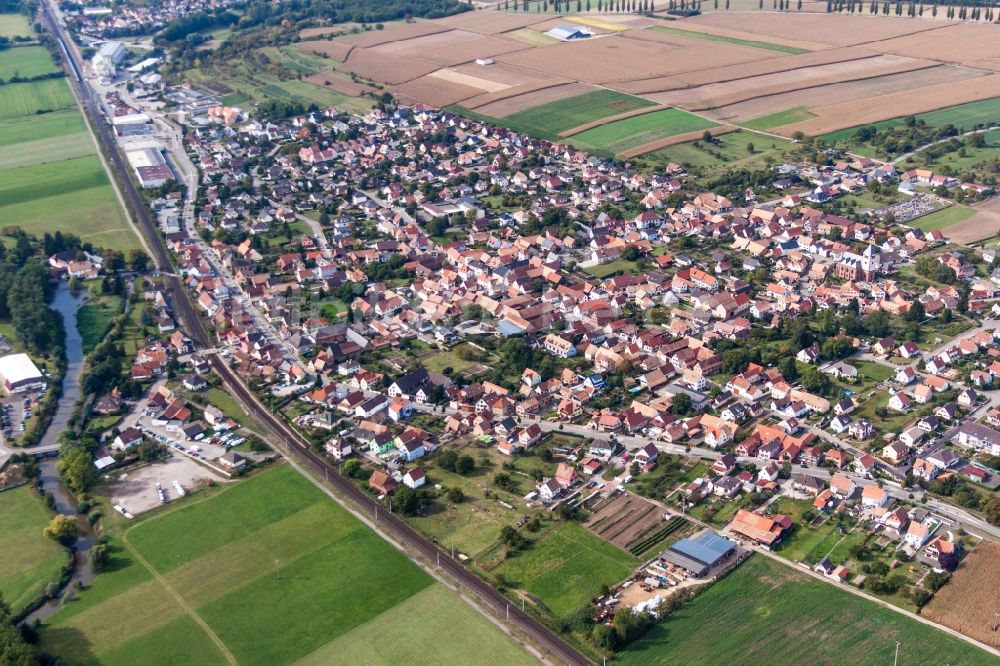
[
  {"x1": 387, "y1": 397, "x2": 413, "y2": 422},
  {"x1": 403, "y1": 468, "x2": 426, "y2": 489},
  {"x1": 791, "y1": 474, "x2": 826, "y2": 496},
  {"x1": 861, "y1": 485, "x2": 888, "y2": 508},
  {"x1": 852, "y1": 453, "x2": 877, "y2": 477},
  {"x1": 181, "y1": 375, "x2": 207, "y2": 392},
  {"x1": 899, "y1": 427, "x2": 925, "y2": 449},
  {"x1": 894, "y1": 367, "x2": 917, "y2": 385},
  {"x1": 912, "y1": 457, "x2": 940, "y2": 481},
  {"x1": 830, "y1": 474, "x2": 856, "y2": 498},
  {"x1": 727, "y1": 509, "x2": 791, "y2": 546},
  {"x1": 555, "y1": 463, "x2": 579, "y2": 488},
  {"x1": 926, "y1": 448, "x2": 960, "y2": 470},
  {"x1": 369, "y1": 470, "x2": 398, "y2": 495},
  {"x1": 904, "y1": 520, "x2": 932, "y2": 549},
  {"x1": 635, "y1": 442, "x2": 659, "y2": 466},
  {"x1": 543, "y1": 333, "x2": 577, "y2": 358},
  {"x1": 218, "y1": 451, "x2": 246, "y2": 470},
  {"x1": 539, "y1": 478, "x2": 562, "y2": 500},
  {"x1": 112, "y1": 427, "x2": 143, "y2": 451},
  {"x1": 882, "y1": 507, "x2": 909, "y2": 534},
  {"x1": 324, "y1": 437, "x2": 352, "y2": 460},
  {"x1": 882, "y1": 440, "x2": 911, "y2": 464},
  {"x1": 395, "y1": 429, "x2": 426, "y2": 462},
  {"x1": 711, "y1": 453, "x2": 736, "y2": 476},
  {"x1": 957, "y1": 388, "x2": 978, "y2": 407},
  {"x1": 888, "y1": 392, "x2": 911, "y2": 413},
  {"x1": 849, "y1": 420, "x2": 873, "y2": 440}
]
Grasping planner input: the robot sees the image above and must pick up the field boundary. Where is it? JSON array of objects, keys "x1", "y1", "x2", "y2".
[
  {"x1": 619, "y1": 123, "x2": 737, "y2": 158},
  {"x1": 559, "y1": 102, "x2": 670, "y2": 137}
]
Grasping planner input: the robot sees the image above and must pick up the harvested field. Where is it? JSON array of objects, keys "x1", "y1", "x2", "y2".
[
  {"x1": 338, "y1": 21, "x2": 451, "y2": 47},
  {"x1": 505, "y1": 27, "x2": 560, "y2": 46},
  {"x1": 434, "y1": 10, "x2": 542, "y2": 34},
  {"x1": 294, "y1": 40, "x2": 353, "y2": 63},
  {"x1": 649, "y1": 54, "x2": 935, "y2": 112},
  {"x1": 684, "y1": 11, "x2": 947, "y2": 47},
  {"x1": 944, "y1": 198, "x2": 1000, "y2": 244},
  {"x1": 871, "y1": 23, "x2": 1000, "y2": 71},
  {"x1": 370, "y1": 30, "x2": 532, "y2": 67},
  {"x1": 392, "y1": 75, "x2": 481, "y2": 107},
  {"x1": 298, "y1": 26, "x2": 348, "y2": 39},
  {"x1": 645, "y1": 19, "x2": 822, "y2": 51},
  {"x1": 302, "y1": 72, "x2": 376, "y2": 97},
  {"x1": 646, "y1": 23, "x2": 811, "y2": 54},
  {"x1": 460, "y1": 80, "x2": 570, "y2": 113},
  {"x1": 584, "y1": 492, "x2": 675, "y2": 555},
  {"x1": 427, "y1": 68, "x2": 510, "y2": 94},
  {"x1": 528, "y1": 16, "x2": 620, "y2": 36},
  {"x1": 619, "y1": 124, "x2": 737, "y2": 158},
  {"x1": 923, "y1": 540, "x2": 1000, "y2": 648},
  {"x1": 775, "y1": 72, "x2": 1000, "y2": 136},
  {"x1": 450, "y1": 61, "x2": 554, "y2": 87},
  {"x1": 470, "y1": 82, "x2": 596, "y2": 117},
  {"x1": 340, "y1": 49, "x2": 439, "y2": 85}
]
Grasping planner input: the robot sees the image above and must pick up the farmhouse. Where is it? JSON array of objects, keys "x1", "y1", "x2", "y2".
[
  {"x1": 0, "y1": 353, "x2": 45, "y2": 395},
  {"x1": 727, "y1": 509, "x2": 791, "y2": 547},
  {"x1": 660, "y1": 530, "x2": 737, "y2": 578}
]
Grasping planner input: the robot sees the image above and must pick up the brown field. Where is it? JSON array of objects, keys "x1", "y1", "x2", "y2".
[
  {"x1": 775, "y1": 71, "x2": 1000, "y2": 135},
  {"x1": 340, "y1": 48, "x2": 440, "y2": 84},
  {"x1": 460, "y1": 80, "x2": 569, "y2": 112},
  {"x1": 371, "y1": 30, "x2": 532, "y2": 67},
  {"x1": 869, "y1": 23, "x2": 1000, "y2": 71},
  {"x1": 426, "y1": 68, "x2": 510, "y2": 94},
  {"x1": 302, "y1": 72, "x2": 377, "y2": 97},
  {"x1": 298, "y1": 26, "x2": 349, "y2": 39},
  {"x1": 584, "y1": 492, "x2": 668, "y2": 551},
  {"x1": 338, "y1": 21, "x2": 451, "y2": 47},
  {"x1": 433, "y1": 10, "x2": 543, "y2": 34},
  {"x1": 923, "y1": 540, "x2": 1000, "y2": 648},
  {"x1": 646, "y1": 16, "x2": 824, "y2": 52},
  {"x1": 294, "y1": 40, "x2": 353, "y2": 62},
  {"x1": 450, "y1": 61, "x2": 554, "y2": 87},
  {"x1": 391, "y1": 75, "x2": 482, "y2": 107},
  {"x1": 652, "y1": 55, "x2": 936, "y2": 112},
  {"x1": 684, "y1": 11, "x2": 947, "y2": 47},
  {"x1": 472, "y1": 82, "x2": 597, "y2": 117},
  {"x1": 944, "y1": 198, "x2": 1000, "y2": 244},
  {"x1": 619, "y1": 124, "x2": 738, "y2": 158}
]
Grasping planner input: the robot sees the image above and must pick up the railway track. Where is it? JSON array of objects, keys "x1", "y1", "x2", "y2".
[{"x1": 39, "y1": 5, "x2": 590, "y2": 662}]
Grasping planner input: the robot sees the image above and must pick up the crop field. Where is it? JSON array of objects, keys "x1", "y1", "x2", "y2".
[
  {"x1": 945, "y1": 197, "x2": 1000, "y2": 244},
  {"x1": 0, "y1": 13, "x2": 31, "y2": 38},
  {"x1": 0, "y1": 154, "x2": 111, "y2": 208},
  {"x1": 647, "y1": 24, "x2": 808, "y2": 54},
  {"x1": 293, "y1": 39, "x2": 353, "y2": 62},
  {"x1": 41, "y1": 466, "x2": 533, "y2": 665},
  {"x1": 0, "y1": 46, "x2": 61, "y2": 81},
  {"x1": 0, "y1": 131, "x2": 93, "y2": 170},
  {"x1": 493, "y1": 521, "x2": 636, "y2": 619},
  {"x1": 0, "y1": 486, "x2": 68, "y2": 614},
  {"x1": 0, "y1": 109, "x2": 85, "y2": 147},
  {"x1": 372, "y1": 30, "x2": 531, "y2": 67},
  {"x1": 619, "y1": 555, "x2": 995, "y2": 665},
  {"x1": 741, "y1": 107, "x2": 815, "y2": 131},
  {"x1": 570, "y1": 107, "x2": 718, "y2": 154},
  {"x1": 0, "y1": 77, "x2": 75, "y2": 119},
  {"x1": 584, "y1": 493, "x2": 685, "y2": 557},
  {"x1": 923, "y1": 540, "x2": 1000, "y2": 648},
  {"x1": 910, "y1": 205, "x2": 977, "y2": 233},
  {"x1": 393, "y1": 74, "x2": 481, "y2": 107}
]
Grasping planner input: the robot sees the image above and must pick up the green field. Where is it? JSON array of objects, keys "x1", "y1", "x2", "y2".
[
  {"x1": 0, "y1": 131, "x2": 93, "y2": 170},
  {"x1": 452, "y1": 89, "x2": 656, "y2": 141},
  {"x1": 571, "y1": 108, "x2": 718, "y2": 154},
  {"x1": 638, "y1": 130, "x2": 792, "y2": 179},
  {"x1": 0, "y1": 46, "x2": 61, "y2": 81},
  {"x1": 0, "y1": 486, "x2": 69, "y2": 614},
  {"x1": 41, "y1": 465, "x2": 533, "y2": 665},
  {"x1": 910, "y1": 204, "x2": 977, "y2": 232},
  {"x1": 646, "y1": 25, "x2": 809, "y2": 54},
  {"x1": 0, "y1": 109, "x2": 86, "y2": 147},
  {"x1": 77, "y1": 296, "x2": 124, "y2": 353},
  {"x1": 0, "y1": 77, "x2": 75, "y2": 119},
  {"x1": 0, "y1": 13, "x2": 31, "y2": 38},
  {"x1": 619, "y1": 555, "x2": 994, "y2": 665},
  {"x1": 494, "y1": 521, "x2": 636, "y2": 619},
  {"x1": 741, "y1": 106, "x2": 815, "y2": 131}
]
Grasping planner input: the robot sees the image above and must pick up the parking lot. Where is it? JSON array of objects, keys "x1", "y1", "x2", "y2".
[
  {"x1": 0, "y1": 390, "x2": 42, "y2": 444},
  {"x1": 107, "y1": 454, "x2": 226, "y2": 516}
]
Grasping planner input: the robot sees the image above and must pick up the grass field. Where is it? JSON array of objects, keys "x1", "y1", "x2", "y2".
[
  {"x1": 0, "y1": 486, "x2": 68, "y2": 614},
  {"x1": 584, "y1": 257, "x2": 643, "y2": 278},
  {"x1": 618, "y1": 555, "x2": 994, "y2": 665},
  {"x1": 0, "y1": 77, "x2": 75, "y2": 119},
  {"x1": 0, "y1": 46, "x2": 61, "y2": 81},
  {"x1": 0, "y1": 13, "x2": 31, "y2": 38},
  {"x1": 0, "y1": 131, "x2": 93, "y2": 170},
  {"x1": 453, "y1": 89, "x2": 656, "y2": 141},
  {"x1": 41, "y1": 466, "x2": 533, "y2": 665},
  {"x1": 0, "y1": 109, "x2": 85, "y2": 147},
  {"x1": 571, "y1": 108, "x2": 718, "y2": 154},
  {"x1": 77, "y1": 295, "x2": 123, "y2": 353},
  {"x1": 638, "y1": 130, "x2": 792, "y2": 180},
  {"x1": 910, "y1": 204, "x2": 977, "y2": 232},
  {"x1": 493, "y1": 521, "x2": 636, "y2": 619},
  {"x1": 646, "y1": 25, "x2": 808, "y2": 54},
  {"x1": 741, "y1": 106, "x2": 815, "y2": 131}
]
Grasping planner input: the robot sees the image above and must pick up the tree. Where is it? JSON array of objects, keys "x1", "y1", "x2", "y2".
[
  {"x1": 44, "y1": 514, "x2": 79, "y2": 547},
  {"x1": 127, "y1": 249, "x2": 151, "y2": 273},
  {"x1": 0, "y1": 594, "x2": 36, "y2": 665},
  {"x1": 985, "y1": 497, "x2": 1000, "y2": 526},
  {"x1": 905, "y1": 299, "x2": 925, "y2": 322},
  {"x1": 456, "y1": 454, "x2": 475, "y2": 475},
  {"x1": 58, "y1": 446, "x2": 96, "y2": 495},
  {"x1": 500, "y1": 526, "x2": 526, "y2": 550},
  {"x1": 394, "y1": 486, "x2": 421, "y2": 515},
  {"x1": 802, "y1": 367, "x2": 832, "y2": 395},
  {"x1": 438, "y1": 449, "x2": 458, "y2": 472},
  {"x1": 90, "y1": 543, "x2": 110, "y2": 573},
  {"x1": 778, "y1": 356, "x2": 799, "y2": 381},
  {"x1": 447, "y1": 487, "x2": 464, "y2": 503},
  {"x1": 621, "y1": 245, "x2": 641, "y2": 261},
  {"x1": 672, "y1": 392, "x2": 692, "y2": 415}
]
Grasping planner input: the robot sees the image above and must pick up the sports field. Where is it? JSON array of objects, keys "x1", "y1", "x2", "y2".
[
  {"x1": 571, "y1": 107, "x2": 718, "y2": 154},
  {"x1": 646, "y1": 25, "x2": 808, "y2": 55},
  {"x1": 0, "y1": 46, "x2": 61, "y2": 81},
  {"x1": 618, "y1": 555, "x2": 994, "y2": 665},
  {"x1": 493, "y1": 521, "x2": 636, "y2": 619},
  {"x1": 457, "y1": 89, "x2": 655, "y2": 141},
  {"x1": 40, "y1": 465, "x2": 534, "y2": 666},
  {"x1": 0, "y1": 486, "x2": 69, "y2": 614}
]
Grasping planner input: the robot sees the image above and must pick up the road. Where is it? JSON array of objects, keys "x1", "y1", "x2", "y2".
[{"x1": 39, "y1": 7, "x2": 588, "y2": 662}]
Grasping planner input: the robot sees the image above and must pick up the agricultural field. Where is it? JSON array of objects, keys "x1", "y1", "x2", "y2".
[
  {"x1": 923, "y1": 540, "x2": 1000, "y2": 649},
  {"x1": 0, "y1": 486, "x2": 68, "y2": 615},
  {"x1": 646, "y1": 24, "x2": 808, "y2": 54},
  {"x1": 0, "y1": 77, "x2": 75, "y2": 119},
  {"x1": 637, "y1": 130, "x2": 792, "y2": 181},
  {"x1": 492, "y1": 521, "x2": 636, "y2": 619},
  {"x1": 618, "y1": 555, "x2": 995, "y2": 665},
  {"x1": 585, "y1": 493, "x2": 686, "y2": 557},
  {"x1": 0, "y1": 12, "x2": 31, "y2": 38},
  {"x1": 569, "y1": 107, "x2": 718, "y2": 155},
  {"x1": 40, "y1": 465, "x2": 534, "y2": 665},
  {"x1": 910, "y1": 205, "x2": 977, "y2": 233},
  {"x1": 0, "y1": 46, "x2": 61, "y2": 81},
  {"x1": 741, "y1": 106, "x2": 815, "y2": 131}
]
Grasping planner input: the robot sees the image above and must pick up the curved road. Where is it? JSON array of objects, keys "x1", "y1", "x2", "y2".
[{"x1": 39, "y1": 5, "x2": 588, "y2": 662}]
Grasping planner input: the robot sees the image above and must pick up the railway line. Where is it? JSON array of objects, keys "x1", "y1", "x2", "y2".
[{"x1": 39, "y1": 4, "x2": 590, "y2": 662}]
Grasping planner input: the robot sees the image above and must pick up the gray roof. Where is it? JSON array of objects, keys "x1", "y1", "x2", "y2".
[{"x1": 667, "y1": 530, "x2": 736, "y2": 567}]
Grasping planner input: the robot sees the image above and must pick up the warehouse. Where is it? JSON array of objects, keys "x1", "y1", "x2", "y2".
[
  {"x1": 126, "y1": 147, "x2": 174, "y2": 188},
  {"x1": 661, "y1": 530, "x2": 737, "y2": 578},
  {"x1": 0, "y1": 353, "x2": 46, "y2": 395}
]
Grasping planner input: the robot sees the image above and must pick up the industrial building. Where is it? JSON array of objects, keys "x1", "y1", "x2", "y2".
[
  {"x1": 661, "y1": 530, "x2": 737, "y2": 577},
  {"x1": 126, "y1": 147, "x2": 174, "y2": 188},
  {"x1": 0, "y1": 353, "x2": 46, "y2": 395},
  {"x1": 544, "y1": 24, "x2": 594, "y2": 41}
]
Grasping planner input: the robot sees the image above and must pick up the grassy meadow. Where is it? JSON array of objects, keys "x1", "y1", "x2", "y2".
[
  {"x1": 571, "y1": 107, "x2": 718, "y2": 154},
  {"x1": 0, "y1": 486, "x2": 68, "y2": 614}
]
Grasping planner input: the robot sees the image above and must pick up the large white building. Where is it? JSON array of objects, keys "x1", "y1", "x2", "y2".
[
  {"x1": 0, "y1": 353, "x2": 45, "y2": 395},
  {"x1": 126, "y1": 147, "x2": 174, "y2": 188}
]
